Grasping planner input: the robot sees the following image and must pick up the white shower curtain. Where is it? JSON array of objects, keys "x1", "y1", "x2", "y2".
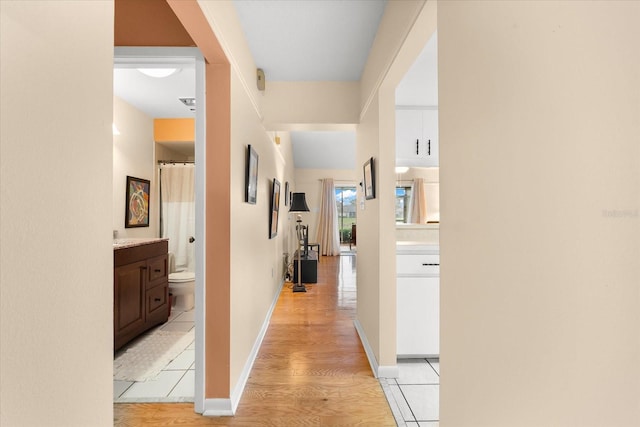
[
  {"x1": 408, "y1": 178, "x2": 428, "y2": 224},
  {"x1": 160, "y1": 163, "x2": 195, "y2": 272},
  {"x1": 316, "y1": 178, "x2": 341, "y2": 256}
]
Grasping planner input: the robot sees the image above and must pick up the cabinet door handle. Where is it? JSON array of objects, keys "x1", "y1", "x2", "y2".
[
  {"x1": 154, "y1": 298, "x2": 162, "y2": 302},
  {"x1": 422, "y1": 263, "x2": 439, "y2": 266},
  {"x1": 416, "y1": 139, "x2": 419, "y2": 155},
  {"x1": 140, "y1": 266, "x2": 147, "y2": 270},
  {"x1": 154, "y1": 269, "x2": 161, "y2": 273},
  {"x1": 428, "y1": 139, "x2": 431, "y2": 156}
]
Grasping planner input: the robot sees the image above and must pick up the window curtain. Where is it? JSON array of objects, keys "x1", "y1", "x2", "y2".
[
  {"x1": 316, "y1": 178, "x2": 341, "y2": 256},
  {"x1": 160, "y1": 163, "x2": 195, "y2": 272},
  {"x1": 408, "y1": 178, "x2": 428, "y2": 224}
]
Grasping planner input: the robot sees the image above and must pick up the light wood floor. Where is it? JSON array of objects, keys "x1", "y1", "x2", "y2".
[{"x1": 114, "y1": 255, "x2": 396, "y2": 426}]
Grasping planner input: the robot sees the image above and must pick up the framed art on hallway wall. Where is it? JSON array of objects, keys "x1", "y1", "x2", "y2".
[
  {"x1": 245, "y1": 145, "x2": 259, "y2": 204},
  {"x1": 363, "y1": 157, "x2": 376, "y2": 200},
  {"x1": 270, "y1": 178, "x2": 281, "y2": 239}
]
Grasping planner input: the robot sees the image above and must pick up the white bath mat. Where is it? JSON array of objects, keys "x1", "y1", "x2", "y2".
[{"x1": 114, "y1": 329, "x2": 194, "y2": 382}]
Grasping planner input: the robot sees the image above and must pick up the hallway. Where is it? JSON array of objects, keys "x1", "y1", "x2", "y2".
[{"x1": 114, "y1": 255, "x2": 396, "y2": 425}]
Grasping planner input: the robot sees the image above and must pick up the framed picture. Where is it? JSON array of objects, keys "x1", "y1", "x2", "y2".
[
  {"x1": 284, "y1": 181, "x2": 290, "y2": 206},
  {"x1": 125, "y1": 176, "x2": 150, "y2": 228},
  {"x1": 363, "y1": 157, "x2": 376, "y2": 200},
  {"x1": 269, "y1": 179, "x2": 281, "y2": 239},
  {"x1": 245, "y1": 145, "x2": 259, "y2": 204}
]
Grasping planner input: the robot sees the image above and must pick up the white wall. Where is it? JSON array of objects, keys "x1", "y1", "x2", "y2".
[
  {"x1": 229, "y1": 70, "x2": 296, "y2": 390},
  {"x1": 293, "y1": 168, "x2": 359, "y2": 244},
  {"x1": 113, "y1": 96, "x2": 158, "y2": 239},
  {"x1": 0, "y1": 1, "x2": 114, "y2": 425},
  {"x1": 439, "y1": 2, "x2": 640, "y2": 425},
  {"x1": 356, "y1": 0, "x2": 433, "y2": 372},
  {"x1": 262, "y1": 82, "x2": 360, "y2": 128}
]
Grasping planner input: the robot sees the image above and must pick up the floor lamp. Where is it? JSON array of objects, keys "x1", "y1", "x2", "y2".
[{"x1": 289, "y1": 192, "x2": 310, "y2": 293}]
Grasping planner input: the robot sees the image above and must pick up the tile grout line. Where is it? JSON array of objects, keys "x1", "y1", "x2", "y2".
[{"x1": 165, "y1": 369, "x2": 190, "y2": 398}]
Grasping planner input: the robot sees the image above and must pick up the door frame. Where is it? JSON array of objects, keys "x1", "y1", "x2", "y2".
[{"x1": 114, "y1": 47, "x2": 206, "y2": 410}]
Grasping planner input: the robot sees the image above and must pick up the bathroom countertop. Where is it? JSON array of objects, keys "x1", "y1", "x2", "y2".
[{"x1": 113, "y1": 237, "x2": 168, "y2": 250}]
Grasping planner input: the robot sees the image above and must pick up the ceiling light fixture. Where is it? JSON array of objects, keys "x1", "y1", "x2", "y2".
[
  {"x1": 137, "y1": 68, "x2": 179, "y2": 78},
  {"x1": 179, "y1": 97, "x2": 196, "y2": 112}
]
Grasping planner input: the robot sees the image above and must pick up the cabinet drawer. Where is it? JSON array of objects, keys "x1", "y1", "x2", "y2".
[
  {"x1": 397, "y1": 254, "x2": 440, "y2": 276},
  {"x1": 148, "y1": 255, "x2": 167, "y2": 282},
  {"x1": 146, "y1": 284, "x2": 167, "y2": 316}
]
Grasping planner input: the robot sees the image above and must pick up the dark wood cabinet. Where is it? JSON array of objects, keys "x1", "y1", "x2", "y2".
[
  {"x1": 293, "y1": 250, "x2": 318, "y2": 283},
  {"x1": 114, "y1": 240, "x2": 168, "y2": 351}
]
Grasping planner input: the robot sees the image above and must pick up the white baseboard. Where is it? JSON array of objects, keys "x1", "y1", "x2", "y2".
[
  {"x1": 202, "y1": 279, "x2": 285, "y2": 416},
  {"x1": 353, "y1": 319, "x2": 379, "y2": 378},
  {"x1": 202, "y1": 399, "x2": 234, "y2": 416},
  {"x1": 353, "y1": 319, "x2": 399, "y2": 379},
  {"x1": 377, "y1": 365, "x2": 399, "y2": 378}
]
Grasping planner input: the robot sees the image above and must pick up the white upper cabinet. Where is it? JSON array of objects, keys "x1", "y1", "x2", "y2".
[{"x1": 395, "y1": 108, "x2": 439, "y2": 167}]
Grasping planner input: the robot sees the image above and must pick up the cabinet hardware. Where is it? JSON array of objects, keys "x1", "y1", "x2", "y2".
[
  {"x1": 154, "y1": 298, "x2": 161, "y2": 302},
  {"x1": 140, "y1": 266, "x2": 147, "y2": 270},
  {"x1": 428, "y1": 139, "x2": 431, "y2": 156},
  {"x1": 189, "y1": 236, "x2": 195, "y2": 243},
  {"x1": 154, "y1": 269, "x2": 161, "y2": 273},
  {"x1": 422, "y1": 263, "x2": 439, "y2": 266},
  {"x1": 416, "y1": 139, "x2": 419, "y2": 155}
]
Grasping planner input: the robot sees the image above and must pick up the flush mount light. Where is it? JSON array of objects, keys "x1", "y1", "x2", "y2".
[
  {"x1": 395, "y1": 166, "x2": 410, "y2": 174},
  {"x1": 137, "y1": 68, "x2": 178, "y2": 78}
]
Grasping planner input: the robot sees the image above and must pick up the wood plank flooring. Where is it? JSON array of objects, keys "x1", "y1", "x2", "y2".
[{"x1": 114, "y1": 255, "x2": 396, "y2": 426}]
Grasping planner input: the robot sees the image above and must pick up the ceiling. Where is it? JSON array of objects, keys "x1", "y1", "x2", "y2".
[
  {"x1": 233, "y1": 0, "x2": 386, "y2": 81},
  {"x1": 113, "y1": 67, "x2": 195, "y2": 119},
  {"x1": 112, "y1": 1, "x2": 437, "y2": 169}
]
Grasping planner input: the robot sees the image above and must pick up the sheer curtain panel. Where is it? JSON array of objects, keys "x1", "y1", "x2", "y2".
[
  {"x1": 316, "y1": 179, "x2": 341, "y2": 256},
  {"x1": 408, "y1": 178, "x2": 428, "y2": 224}
]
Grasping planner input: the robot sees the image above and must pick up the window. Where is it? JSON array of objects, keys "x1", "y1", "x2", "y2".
[
  {"x1": 335, "y1": 187, "x2": 356, "y2": 244},
  {"x1": 396, "y1": 186, "x2": 412, "y2": 224}
]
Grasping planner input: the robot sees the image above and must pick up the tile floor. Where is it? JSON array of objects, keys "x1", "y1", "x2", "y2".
[
  {"x1": 113, "y1": 308, "x2": 195, "y2": 403},
  {"x1": 381, "y1": 358, "x2": 440, "y2": 427}
]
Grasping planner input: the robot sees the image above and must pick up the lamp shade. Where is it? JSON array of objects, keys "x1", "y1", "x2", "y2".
[{"x1": 289, "y1": 192, "x2": 310, "y2": 212}]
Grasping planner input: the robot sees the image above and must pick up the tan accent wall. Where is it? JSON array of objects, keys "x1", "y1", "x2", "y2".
[
  {"x1": 115, "y1": 0, "x2": 194, "y2": 47},
  {"x1": 439, "y1": 2, "x2": 640, "y2": 425},
  {"x1": 0, "y1": 1, "x2": 114, "y2": 425},
  {"x1": 167, "y1": 0, "x2": 233, "y2": 399}
]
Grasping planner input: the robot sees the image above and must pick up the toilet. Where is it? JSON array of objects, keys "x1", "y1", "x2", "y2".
[{"x1": 168, "y1": 253, "x2": 195, "y2": 312}]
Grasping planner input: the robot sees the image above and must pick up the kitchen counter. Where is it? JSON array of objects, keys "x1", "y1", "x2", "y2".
[
  {"x1": 113, "y1": 237, "x2": 168, "y2": 250},
  {"x1": 396, "y1": 224, "x2": 439, "y2": 245}
]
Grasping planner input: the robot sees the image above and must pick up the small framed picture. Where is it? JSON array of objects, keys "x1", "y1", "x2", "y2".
[
  {"x1": 284, "y1": 181, "x2": 290, "y2": 206},
  {"x1": 125, "y1": 176, "x2": 150, "y2": 228},
  {"x1": 245, "y1": 145, "x2": 259, "y2": 204},
  {"x1": 363, "y1": 157, "x2": 376, "y2": 200},
  {"x1": 269, "y1": 178, "x2": 281, "y2": 239}
]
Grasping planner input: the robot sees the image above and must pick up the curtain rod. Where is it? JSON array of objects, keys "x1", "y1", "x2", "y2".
[
  {"x1": 317, "y1": 179, "x2": 357, "y2": 183},
  {"x1": 158, "y1": 160, "x2": 194, "y2": 165}
]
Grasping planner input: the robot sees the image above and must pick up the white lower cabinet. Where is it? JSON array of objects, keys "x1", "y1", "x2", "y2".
[{"x1": 397, "y1": 244, "x2": 439, "y2": 357}]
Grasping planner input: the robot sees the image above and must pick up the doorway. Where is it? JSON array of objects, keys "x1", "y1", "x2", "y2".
[
  {"x1": 335, "y1": 186, "x2": 357, "y2": 253},
  {"x1": 112, "y1": 47, "x2": 205, "y2": 405}
]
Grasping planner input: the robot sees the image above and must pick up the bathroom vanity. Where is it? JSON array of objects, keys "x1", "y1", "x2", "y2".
[{"x1": 113, "y1": 239, "x2": 169, "y2": 351}]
